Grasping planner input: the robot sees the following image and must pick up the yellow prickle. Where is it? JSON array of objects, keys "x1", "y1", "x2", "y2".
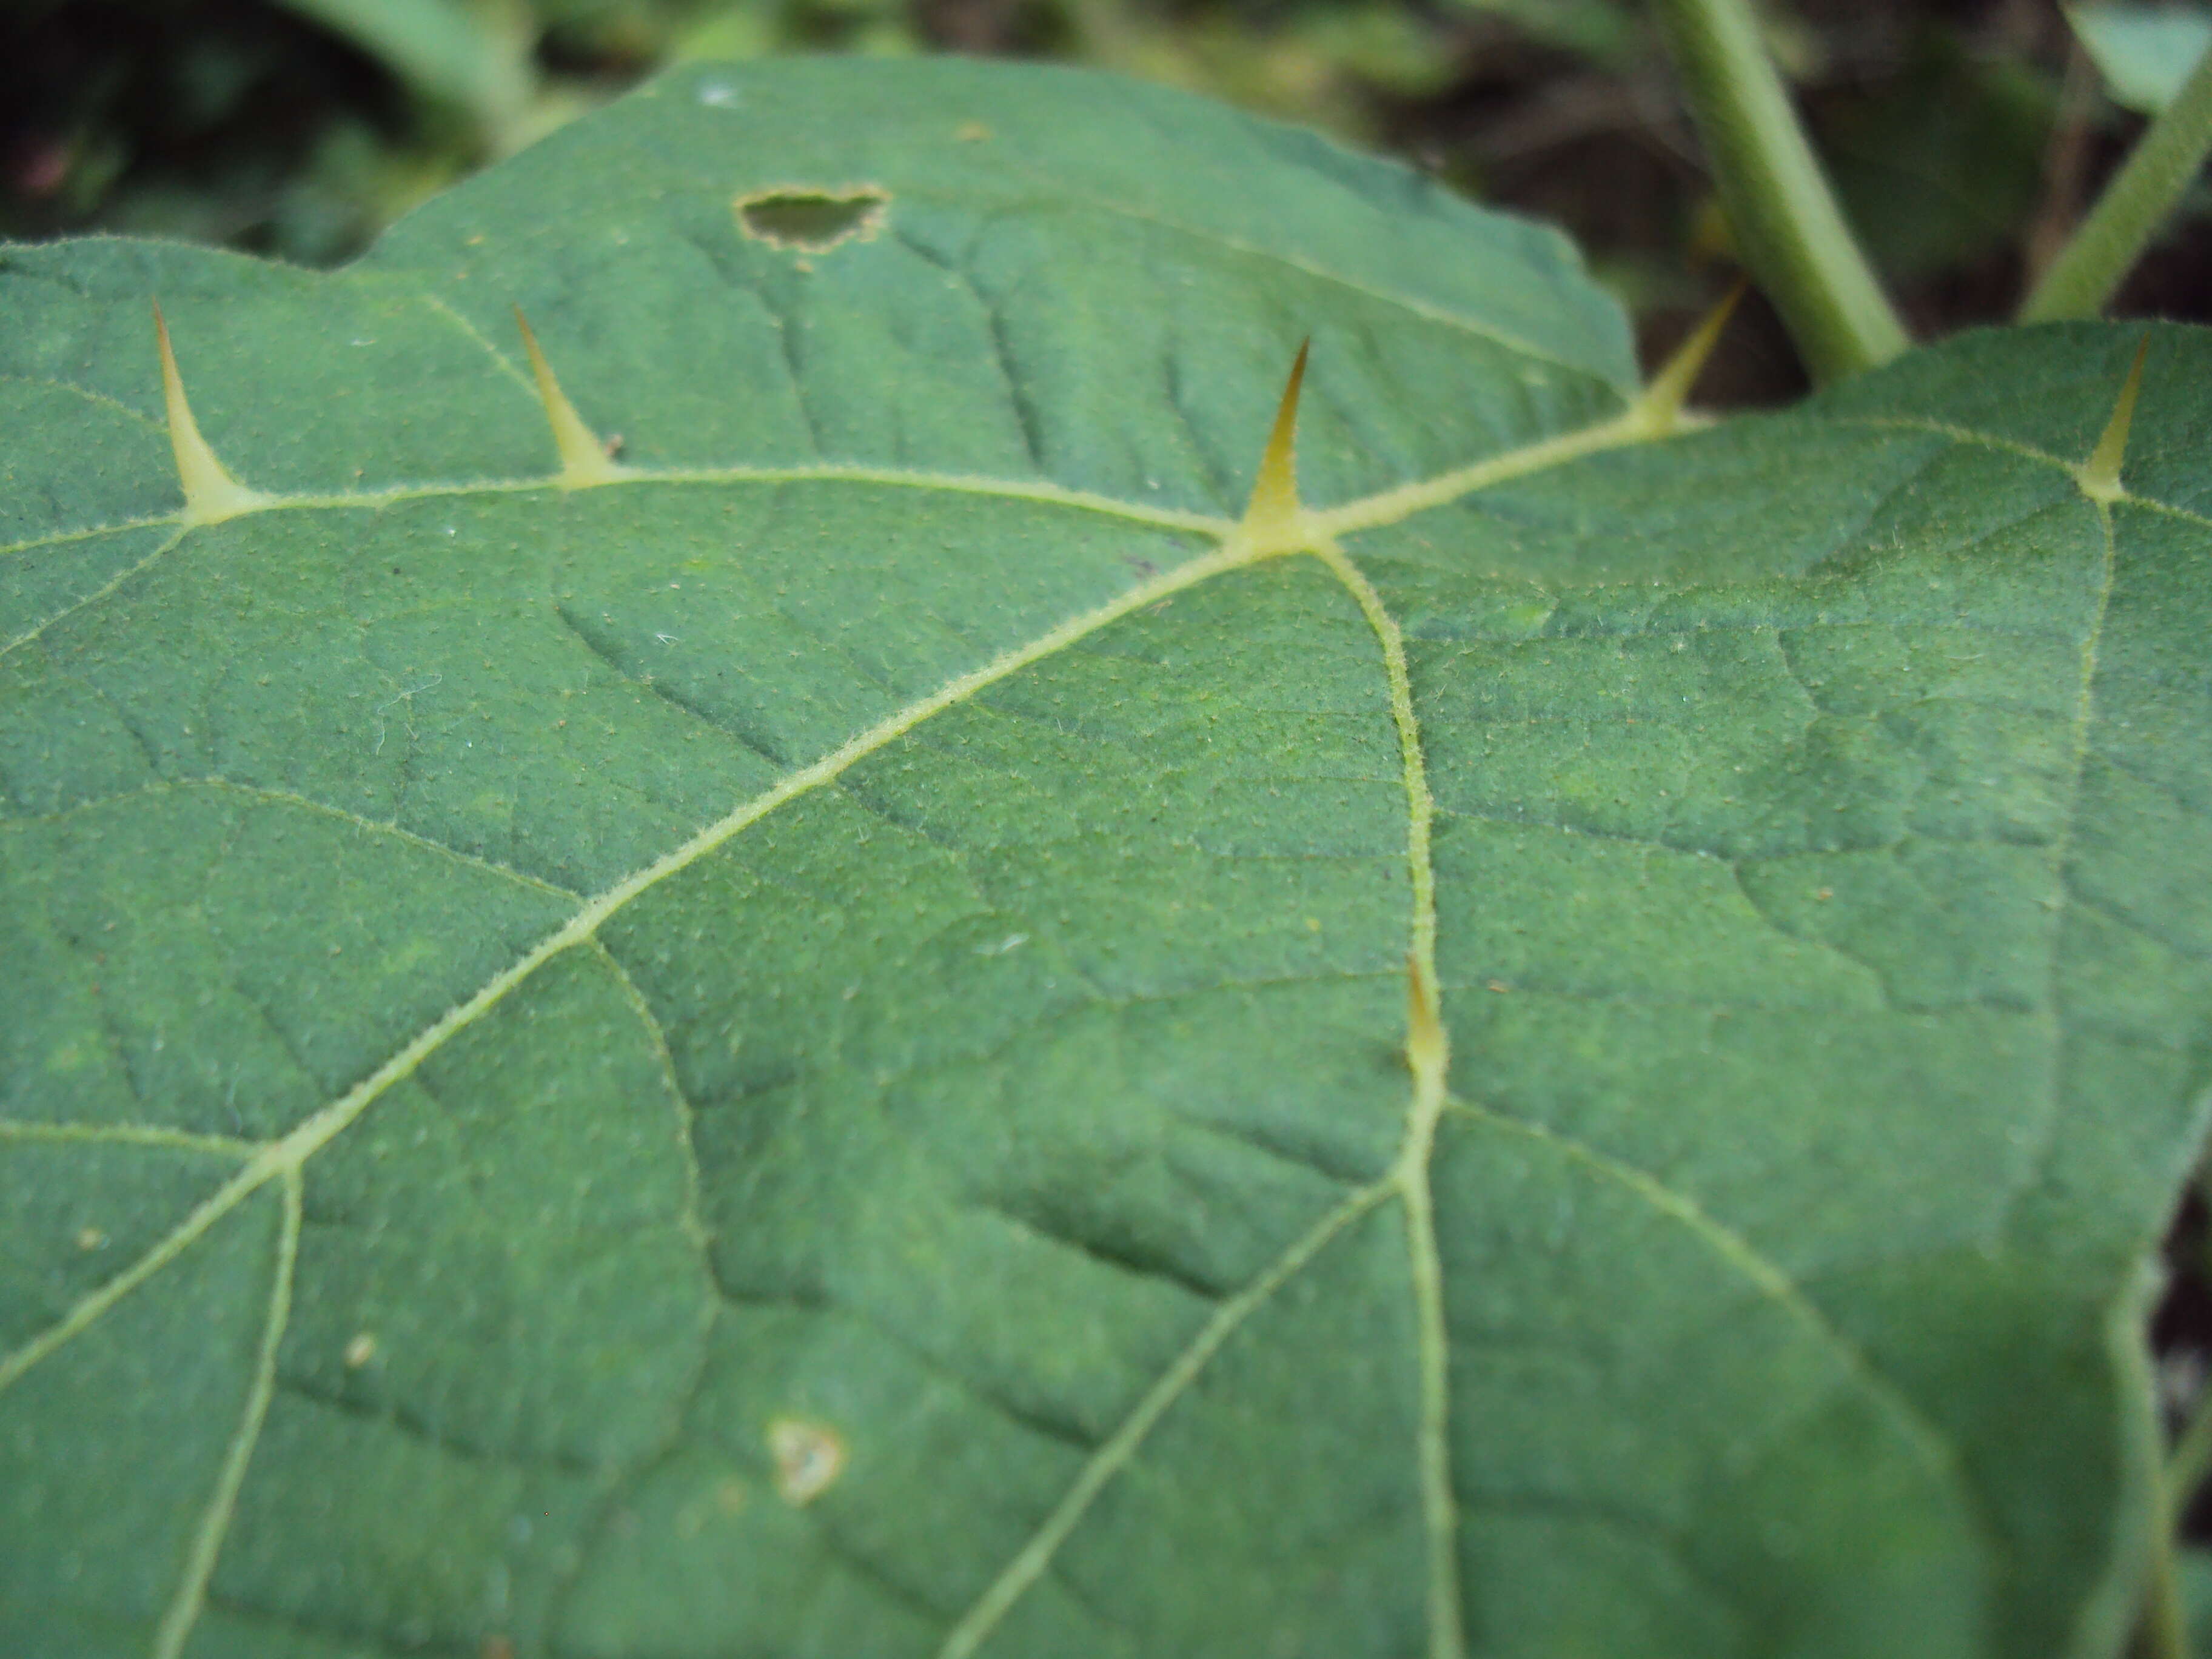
[
  {"x1": 1633, "y1": 281, "x2": 1744, "y2": 437},
  {"x1": 514, "y1": 309, "x2": 624, "y2": 489},
  {"x1": 1241, "y1": 339, "x2": 1310, "y2": 548},
  {"x1": 1406, "y1": 950, "x2": 1447, "y2": 1079},
  {"x1": 153, "y1": 303, "x2": 270, "y2": 526},
  {"x1": 2079, "y1": 335, "x2": 2150, "y2": 504}
]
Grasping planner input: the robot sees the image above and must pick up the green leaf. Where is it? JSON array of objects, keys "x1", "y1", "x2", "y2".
[
  {"x1": 270, "y1": 0, "x2": 538, "y2": 149},
  {"x1": 4, "y1": 56, "x2": 2210, "y2": 1659},
  {"x1": 2067, "y1": 2, "x2": 2212, "y2": 115},
  {"x1": 1820, "y1": 36, "x2": 2058, "y2": 283},
  {"x1": 2181, "y1": 1544, "x2": 2212, "y2": 1651},
  {"x1": 1442, "y1": 0, "x2": 1641, "y2": 64}
]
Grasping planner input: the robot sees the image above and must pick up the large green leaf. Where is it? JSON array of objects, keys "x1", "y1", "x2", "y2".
[{"x1": 4, "y1": 56, "x2": 2211, "y2": 1659}]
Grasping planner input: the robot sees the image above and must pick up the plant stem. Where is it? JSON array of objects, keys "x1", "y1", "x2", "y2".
[
  {"x1": 2174, "y1": 1370, "x2": 2212, "y2": 1516},
  {"x1": 2131, "y1": 1521, "x2": 2188, "y2": 1659},
  {"x1": 2025, "y1": 42, "x2": 2100, "y2": 286},
  {"x1": 1649, "y1": 0, "x2": 1909, "y2": 381},
  {"x1": 2022, "y1": 35, "x2": 2212, "y2": 322}
]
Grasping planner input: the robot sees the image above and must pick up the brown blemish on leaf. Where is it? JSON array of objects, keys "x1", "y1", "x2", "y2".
[
  {"x1": 736, "y1": 186, "x2": 888, "y2": 253},
  {"x1": 343, "y1": 1332, "x2": 377, "y2": 1369},
  {"x1": 768, "y1": 1416, "x2": 847, "y2": 1504}
]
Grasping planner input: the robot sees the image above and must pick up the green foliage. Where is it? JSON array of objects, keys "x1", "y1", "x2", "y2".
[
  {"x1": 2068, "y1": 4, "x2": 2212, "y2": 116},
  {"x1": 1443, "y1": 0, "x2": 1637, "y2": 64},
  {"x1": 267, "y1": 0, "x2": 538, "y2": 152},
  {"x1": 1822, "y1": 37, "x2": 2057, "y2": 284},
  {"x1": 4, "y1": 55, "x2": 2212, "y2": 1659},
  {"x1": 2024, "y1": 4, "x2": 2212, "y2": 323},
  {"x1": 12, "y1": 0, "x2": 2207, "y2": 389}
]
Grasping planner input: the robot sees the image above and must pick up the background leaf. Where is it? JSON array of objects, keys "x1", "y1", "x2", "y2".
[
  {"x1": 2067, "y1": 2, "x2": 2212, "y2": 116},
  {"x1": 4, "y1": 57, "x2": 2212, "y2": 1659}
]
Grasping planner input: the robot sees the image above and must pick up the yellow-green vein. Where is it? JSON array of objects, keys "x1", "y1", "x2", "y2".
[
  {"x1": 0, "y1": 1120, "x2": 260, "y2": 1158},
  {"x1": 934, "y1": 1177, "x2": 1396, "y2": 1659},
  {"x1": 1312, "y1": 537, "x2": 1464, "y2": 1659},
  {"x1": 151, "y1": 1165, "x2": 300, "y2": 1659},
  {"x1": 591, "y1": 938, "x2": 717, "y2": 1277},
  {"x1": 0, "y1": 515, "x2": 181, "y2": 561},
  {"x1": 2, "y1": 526, "x2": 188, "y2": 658},
  {"x1": 0, "y1": 537, "x2": 1256, "y2": 1397},
  {"x1": 0, "y1": 386, "x2": 1681, "y2": 1403},
  {"x1": 1441, "y1": 1095, "x2": 1980, "y2": 1518}
]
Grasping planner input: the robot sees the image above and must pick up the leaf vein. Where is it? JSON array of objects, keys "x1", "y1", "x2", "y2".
[
  {"x1": 0, "y1": 543, "x2": 1254, "y2": 1393},
  {"x1": 1441, "y1": 1096, "x2": 1997, "y2": 1554},
  {"x1": 151, "y1": 1168, "x2": 300, "y2": 1659},
  {"x1": 934, "y1": 1177, "x2": 1394, "y2": 1658},
  {"x1": 0, "y1": 1119, "x2": 260, "y2": 1157}
]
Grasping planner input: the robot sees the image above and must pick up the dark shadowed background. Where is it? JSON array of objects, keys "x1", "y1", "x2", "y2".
[{"x1": 5, "y1": 0, "x2": 2209, "y2": 403}]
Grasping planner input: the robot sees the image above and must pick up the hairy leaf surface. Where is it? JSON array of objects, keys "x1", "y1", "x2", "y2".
[{"x1": 3, "y1": 56, "x2": 2210, "y2": 1659}]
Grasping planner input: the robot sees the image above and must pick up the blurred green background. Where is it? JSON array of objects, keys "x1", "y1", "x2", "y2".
[{"x1": 4, "y1": 0, "x2": 2209, "y2": 399}]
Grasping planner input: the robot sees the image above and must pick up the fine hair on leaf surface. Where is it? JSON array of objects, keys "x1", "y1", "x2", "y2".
[{"x1": 2, "y1": 55, "x2": 2211, "y2": 1659}]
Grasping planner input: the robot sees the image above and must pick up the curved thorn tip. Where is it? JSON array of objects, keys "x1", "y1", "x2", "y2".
[
  {"x1": 514, "y1": 307, "x2": 623, "y2": 490},
  {"x1": 153, "y1": 303, "x2": 269, "y2": 526},
  {"x1": 1241, "y1": 338, "x2": 1310, "y2": 544},
  {"x1": 2080, "y1": 334, "x2": 2150, "y2": 503}
]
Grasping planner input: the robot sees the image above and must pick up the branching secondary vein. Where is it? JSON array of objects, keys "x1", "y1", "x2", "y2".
[
  {"x1": 1437, "y1": 1096, "x2": 1983, "y2": 1529},
  {"x1": 0, "y1": 1120, "x2": 260, "y2": 1157},
  {"x1": 934, "y1": 1178, "x2": 1396, "y2": 1659},
  {"x1": 151, "y1": 1167, "x2": 300, "y2": 1659},
  {"x1": 0, "y1": 538, "x2": 1253, "y2": 1397},
  {"x1": 0, "y1": 386, "x2": 1667, "y2": 1521},
  {"x1": 7, "y1": 328, "x2": 2157, "y2": 1647},
  {"x1": 1313, "y1": 537, "x2": 1466, "y2": 1659},
  {"x1": 3, "y1": 526, "x2": 187, "y2": 658}
]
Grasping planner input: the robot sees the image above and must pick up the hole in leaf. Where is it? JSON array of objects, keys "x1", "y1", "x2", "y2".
[{"x1": 736, "y1": 187, "x2": 888, "y2": 252}]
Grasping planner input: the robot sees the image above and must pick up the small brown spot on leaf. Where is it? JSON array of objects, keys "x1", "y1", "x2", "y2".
[
  {"x1": 737, "y1": 186, "x2": 888, "y2": 253},
  {"x1": 76, "y1": 1226, "x2": 106, "y2": 1252},
  {"x1": 344, "y1": 1332, "x2": 377, "y2": 1369},
  {"x1": 769, "y1": 1416, "x2": 847, "y2": 1505}
]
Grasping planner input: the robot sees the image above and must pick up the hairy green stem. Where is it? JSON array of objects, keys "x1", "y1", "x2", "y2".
[
  {"x1": 2022, "y1": 38, "x2": 2212, "y2": 322},
  {"x1": 1649, "y1": 0, "x2": 1909, "y2": 381}
]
